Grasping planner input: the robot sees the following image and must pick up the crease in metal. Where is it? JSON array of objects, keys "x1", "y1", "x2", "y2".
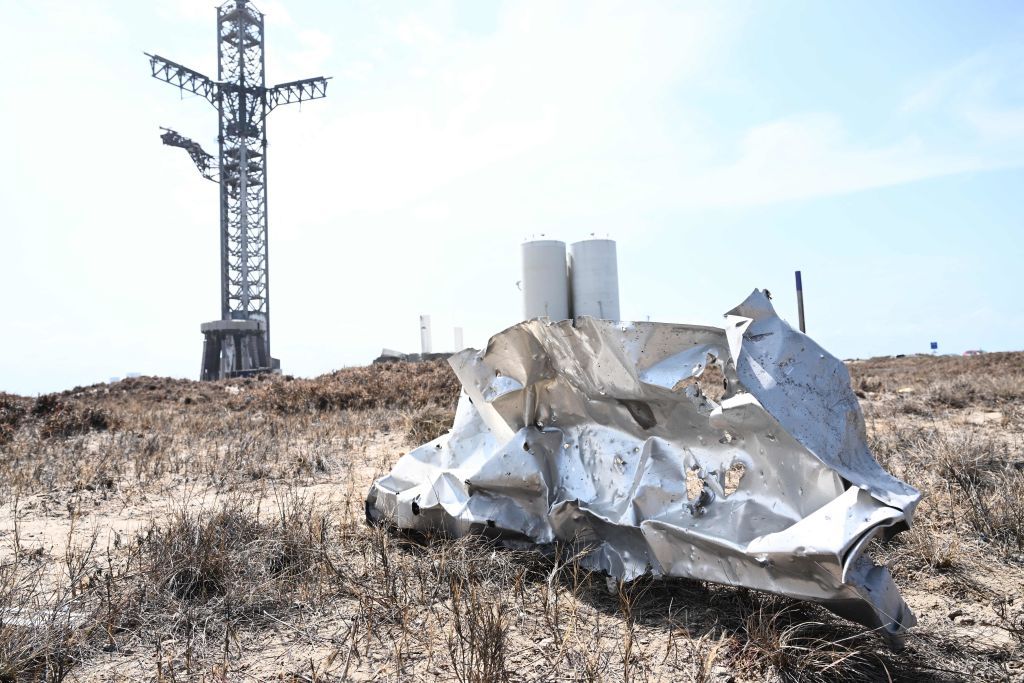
[{"x1": 366, "y1": 289, "x2": 921, "y2": 648}]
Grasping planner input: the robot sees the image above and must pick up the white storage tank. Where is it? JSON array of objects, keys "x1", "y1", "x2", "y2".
[
  {"x1": 419, "y1": 315, "x2": 432, "y2": 354},
  {"x1": 570, "y1": 239, "x2": 620, "y2": 320},
  {"x1": 521, "y1": 240, "x2": 570, "y2": 320}
]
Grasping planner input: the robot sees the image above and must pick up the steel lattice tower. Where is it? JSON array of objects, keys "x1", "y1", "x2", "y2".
[{"x1": 146, "y1": 0, "x2": 329, "y2": 380}]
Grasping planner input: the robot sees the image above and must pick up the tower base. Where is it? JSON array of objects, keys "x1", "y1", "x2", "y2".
[{"x1": 200, "y1": 319, "x2": 280, "y2": 381}]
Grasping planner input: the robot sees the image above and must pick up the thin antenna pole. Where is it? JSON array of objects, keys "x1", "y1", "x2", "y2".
[{"x1": 795, "y1": 270, "x2": 806, "y2": 333}]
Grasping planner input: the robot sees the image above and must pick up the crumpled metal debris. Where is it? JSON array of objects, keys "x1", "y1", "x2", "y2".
[{"x1": 366, "y1": 290, "x2": 921, "y2": 647}]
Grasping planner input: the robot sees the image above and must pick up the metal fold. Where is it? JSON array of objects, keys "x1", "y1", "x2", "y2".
[{"x1": 366, "y1": 289, "x2": 921, "y2": 648}]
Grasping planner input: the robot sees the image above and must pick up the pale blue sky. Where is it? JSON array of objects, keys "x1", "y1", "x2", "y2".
[{"x1": 1, "y1": 1, "x2": 1022, "y2": 395}]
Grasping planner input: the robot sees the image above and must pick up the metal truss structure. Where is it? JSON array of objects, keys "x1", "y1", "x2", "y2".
[{"x1": 146, "y1": 0, "x2": 329, "y2": 380}]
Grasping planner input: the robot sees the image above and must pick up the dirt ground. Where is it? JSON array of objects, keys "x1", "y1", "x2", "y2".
[{"x1": 1, "y1": 353, "x2": 1022, "y2": 681}]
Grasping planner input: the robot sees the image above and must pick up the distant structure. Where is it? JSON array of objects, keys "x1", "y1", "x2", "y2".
[
  {"x1": 375, "y1": 318, "x2": 465, "y2": 364},
  {"x1": 521, "y1": 238, "x2": 620, "y2": 321},
  {"x1": 145, "y1": 0, "x2": 330, "y2": 380},
  {"x1": 522, "y1": 240, "x2": 571, "y2": 320},
  {"x1": 419, "y1": 315, "x2": 433, "y2": 354},
  {"x1": 569, "y1": 239, "x2": 620, "y2": 321}
]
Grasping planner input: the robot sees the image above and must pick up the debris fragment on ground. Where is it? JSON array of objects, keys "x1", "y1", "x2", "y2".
[{"x1": 367, "y1": 290, "x2": 922, "y2": 648}]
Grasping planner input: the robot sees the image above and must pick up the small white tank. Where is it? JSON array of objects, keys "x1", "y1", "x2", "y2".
[
  {"x1": 569, "y1": 239, "x2": 619, "y2": 320},
  {"x1": 521, "y1": 240, "x2": 570, "y2": 320},
  {"x1": 419, "y1": 315, "x2": 432, "y2": 354}
]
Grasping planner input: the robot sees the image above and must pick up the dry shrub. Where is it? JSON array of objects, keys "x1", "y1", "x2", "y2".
[
  {"x1": 445, "y1": 577, "x2": 511, "y2": 683},
  {"x1": 870, "y1": 423, "x2": 1024, "y2": 564},
  {"x1": 0, "y1": 393, "x2": 30, "y2": 445},
  {"x1": 16, "y1": 361, "x2": 460, "y2": 420},
  {"x1": 327, "y1": 523, "x2": 540, "y2": 680},
  {"x1": 725, "y1": 594, "x2": 882, "y2": 682},
  {"x1": 0, "y1": 402, "x2": 400, "y2": 504},
  {"x1": 848, "y1": 351, "x2": 1024, "y2": 407},
  {"x1": 122, "y1": 498, "x2": 334, "y2": 637},
  {"x1": 25, "y1": 394, "x2": 116, "y2": 440},
  {"x1": 993, "y1": 598, "x2": 1024, "y2": 650},
  {"x1": 1, "y1": 393, "x2": 116, "y2": 445},
  {"x1": 0, "y1": 521, "x2": 107, "y2": 683},
  {"x1": 0, "y1": 562, "x2": 83, "y2": 683},
  {"x1": 936, "y1": 435, "x2": 1024, "y2": 557},
  {"x1": 858, "y1": 375, "x2": 885, "y2": 393},
  {"x1": 245, "y1": 360, "x2": 460, "y2": 414},
  {"x1": 895, "y1": 397, "x2": 932, "y2": 416},
  {"x1": 885, "y1": 520, "x2": 960, "y2": 572},
  {"x1": 56, "y1": 376, "x2": 221, "y2": 408},
  {"x1": 927, "y1": 379, "x2": 974, "y2": 409},
  {"x1": 38, "y1": 407, "x2": 115, "y2": 441},
  {"x1": 405, "y1": 404, "x2": 454, "y2": 445}
]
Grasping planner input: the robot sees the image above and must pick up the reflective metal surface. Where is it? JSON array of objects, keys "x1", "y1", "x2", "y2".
[{"x1": 366, "y1": 290, "x2": 921, "y2": 648}]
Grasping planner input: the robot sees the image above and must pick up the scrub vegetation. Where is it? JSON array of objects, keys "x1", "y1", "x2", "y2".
[{"x1": 1, "y1": 354, "x2": 1022, "y2": 681}]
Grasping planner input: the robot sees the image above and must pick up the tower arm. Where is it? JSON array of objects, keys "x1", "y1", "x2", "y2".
[
  {"x1": 159, "y1": 128, "x2": 219, "y2": 182},
  {"x1": 267, "y1": 76, "x2": 331, "y2": 111},
  {"x1": 145, "y1": 53, "x2": 218, "y2": 105}
]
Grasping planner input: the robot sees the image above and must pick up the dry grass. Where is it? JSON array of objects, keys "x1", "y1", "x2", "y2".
[{"x1": 1, "y1": 354, "x2": 1023, "y2": 681}]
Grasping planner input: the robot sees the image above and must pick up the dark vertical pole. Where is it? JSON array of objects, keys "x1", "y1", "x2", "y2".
[
  {"x1": 236, "y1": 7, "x2": 250, "y2": 315},
  {"x1": 216, "y1": 5, "x2": 229, "y2": 321},
  {"x1": 259, "y1": 11, "x2": 271, "y2": 365},
  {"x1": 795, "y1": 270, "x2": 806, "y2": 333}
]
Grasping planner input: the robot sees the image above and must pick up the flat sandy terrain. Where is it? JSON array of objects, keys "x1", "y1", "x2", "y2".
[{"x1": 1, "y1": 353, "x2": 1022, "y2": 681}]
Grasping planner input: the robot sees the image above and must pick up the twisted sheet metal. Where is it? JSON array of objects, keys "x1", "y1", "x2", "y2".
[{"x1": 366, "y1": 290, "x2": 921, "y2": 647}]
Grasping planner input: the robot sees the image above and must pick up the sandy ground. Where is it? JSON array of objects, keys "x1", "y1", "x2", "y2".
[{"x1": 2, "y1": 420, "x2": 1022, "y2": 681}]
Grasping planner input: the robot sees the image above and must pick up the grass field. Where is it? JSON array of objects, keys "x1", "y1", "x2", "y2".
[{"x1": 1, "y1": 352, "x2": 1022, "y2": 681}]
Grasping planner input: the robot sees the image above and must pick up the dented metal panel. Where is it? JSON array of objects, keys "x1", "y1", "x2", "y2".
[{"x1": 366, "y1": 290, "x2": 921, "y2": 648}]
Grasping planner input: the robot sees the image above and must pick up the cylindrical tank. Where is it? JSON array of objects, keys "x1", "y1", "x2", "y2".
[
  {"x1": 419, "y1": 315, "x2": 432, "y2": 354},
  {"x1": 569, "y1": 239, "x2": 620, "y2": 320},
  {"x1": 521, "y1": 240, "x2": 570, "y2": 320}
]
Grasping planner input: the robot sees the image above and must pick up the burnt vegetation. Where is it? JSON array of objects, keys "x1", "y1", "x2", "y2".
[{"x1": 1, "y1": 354, "x2": 1023, "y2": 681}]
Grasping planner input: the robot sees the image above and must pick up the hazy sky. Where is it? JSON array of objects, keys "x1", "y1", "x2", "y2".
[{"x1": 2, "y1": 0, "x2": 1022, "y2": 395}]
